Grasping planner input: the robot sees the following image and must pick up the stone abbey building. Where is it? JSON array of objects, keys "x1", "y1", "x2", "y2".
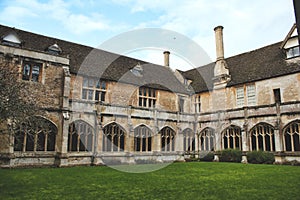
[{"x1": 0, "y1": 21, "x2": 300, "y2": 167}]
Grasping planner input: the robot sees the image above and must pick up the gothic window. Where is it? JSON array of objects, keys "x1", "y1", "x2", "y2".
[
  {"x1": 82, "y1": 77, "x2": 106, "y2": 102},
  {"x1": 182, "y1": 128, "x2": 195, "y2": 152},
  {"x1": 199, "y1": 127, "x2": 215, "y2": 151},
  {"x1": 222, "y1": 125, "x2": 242, "y2": 150},
  {"x1": 14, "y1": 117, "x2": 57, "y2": 152},
  {"x1": 249, "y1": 123, "x2": 275, "y2": 151},
  {"x1": 283, "y1": 120, "x2": 300, "y2": 152},
  {"x1": 134, "y1": 125, "x2": 152, "y2": 152},
  {"x1": 102, "y1": 123, "x2": 125, "y2": 152},
  {"x1": 194, "y1": 95, "x2": 201, "y2": 113},
  {"x1": 22, "y1": 61, "x2": 42, "y2": 82},
  {"x1": 160, "y1": 127, "x2": 175, "y2": 152},
  {"x1": 68, "y1": 120, "x2": 94, "y2": 152},
  {"x1": 138, "y1": 87, "x2": 156, "y2": 108}
]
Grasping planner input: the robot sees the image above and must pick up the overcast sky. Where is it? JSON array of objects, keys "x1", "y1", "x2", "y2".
[{"x1": 0, "y1": 0, "x2": 296, "y2": 70}]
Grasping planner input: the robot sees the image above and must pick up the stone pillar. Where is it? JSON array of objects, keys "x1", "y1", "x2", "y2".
[
  {"x1": 56, "y1": 66, "x2": 71, "y2": 167},
  {"x1": 153, "y1": 133, "x2": 161, "y2": 152},
  {"x1": 214, "y1": 129, "x2": 222, "y2": 162},
  {"x1": 241, "y1": 130, "x2": 248, "y2": 163},
  {"x1": 274, "y1": 129, "x2": 283, "y2": 152},
  {"x1": 176, "y1": 128, "x2": 183, "y2": 152}
]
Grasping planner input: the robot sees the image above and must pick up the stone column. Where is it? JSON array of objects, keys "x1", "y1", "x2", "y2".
[
  {"x1": 241, "y1": 129, "x2": 248, "y2": 163},
  {"x1": 56, "y1": 66, "x2": 71, "y2": 167},
  {"x1": 274, "y1": 129, "x2": 283, "y2": 152},
  {"x1": 213, "y1": 129, "x2": 222, "y2": 162}
]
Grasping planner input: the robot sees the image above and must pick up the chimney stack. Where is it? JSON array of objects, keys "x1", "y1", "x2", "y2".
[
  {"x1": 213, "y1": 26, "x2": 230, "y2": 89},
  {"x1": 214, "y1": 26, "x2": 225, "y2": 61},
  {"x1": 163, "y1": 51, "x2": 170, "y2": 67}
]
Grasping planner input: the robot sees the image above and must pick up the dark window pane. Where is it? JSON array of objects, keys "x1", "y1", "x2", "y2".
[
  {"x1": 88, "y1": 79, "x2": 94, "y2": 87},
  {"x1": 14, "y1": 131, "x2": 24, "y2": 151},
  {"x1": 148, "y1": 137, "x2": 152, "y2": 151},
  {"x1": 47, "y1": 132, "x2": 56, "y2": 151},
  {"x1": 83, "y1": 78, "x2": 88, "y2": 87},
  {"x1": 22, "y1": 64, "x2": 30, "y2": 80},
  {"x1": 95, "y1": 91, "x2": 100, "y2": 101},
  {"x1": 101, "y1": 92, "x2": 105, "y2": 102},
  {"x1": 31, "y1": 65, "x2": 40, "y2": 82},
  {"x1": 82, "y1": 89, "x2": 88, "y2": 99},
  {"x1": 36, "y1": 132, "x2": 45, "y2": 151},
  {"x1": 88, "y1": 90, "x2": 93, "y2": 100},
  {"x1": 101, "y1": 81, "x2": 106, "y2": 90},
  {"x1": 26, "y1": 134, "x2": 35, "y2": 151}
]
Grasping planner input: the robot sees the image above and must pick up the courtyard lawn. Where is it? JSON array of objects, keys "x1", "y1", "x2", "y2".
[{"x1": 0, "y1": 162, "x2": 299, "y2": 200}]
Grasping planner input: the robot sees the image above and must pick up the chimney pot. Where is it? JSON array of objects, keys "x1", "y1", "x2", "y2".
[{"x1": 163, "y1": 51, "x2": 170, "y2": 67}]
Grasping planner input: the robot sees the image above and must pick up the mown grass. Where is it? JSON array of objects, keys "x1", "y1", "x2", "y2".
[{"x1": 0, "y1": 162, "x2": 299, "y2": 200}]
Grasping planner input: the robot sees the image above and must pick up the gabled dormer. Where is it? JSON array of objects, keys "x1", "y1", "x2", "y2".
[
  {"x1": 1, "y1": 31, "x2": 22, "y2": 47},
  {"x1": 281, "y1": 24, "x2": 300, "y2": 59},
  {"x1": 47, "y1": 43, "x2": 62, "y2": 55}
]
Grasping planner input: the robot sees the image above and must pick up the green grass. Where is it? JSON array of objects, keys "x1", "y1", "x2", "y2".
[{"x1": 0, "y1": 162, "x2": 299, "y2": 200}]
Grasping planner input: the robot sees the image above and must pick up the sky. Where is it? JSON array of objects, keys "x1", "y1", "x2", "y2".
[{"x1": 0, "y1": 0, "x2": 296, "y2": 71}]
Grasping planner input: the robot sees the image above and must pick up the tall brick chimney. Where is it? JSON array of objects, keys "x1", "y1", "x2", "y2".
[
  {"x1": 163, "y1": 51, "x2": 170, "y2": 67},
  {"x1": 213, "y1": 26, "x2": 230, "y2": 89}
]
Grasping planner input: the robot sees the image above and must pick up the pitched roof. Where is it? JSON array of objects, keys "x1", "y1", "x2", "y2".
[
  {"x1": 181, "y1": 41, "x2": 300, "y2": 93},
  {"x1": 0, "y1": 24, "x2": 188, "y2": 94}
]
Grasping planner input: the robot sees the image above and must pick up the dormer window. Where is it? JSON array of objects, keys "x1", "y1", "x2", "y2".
[
  {"x1": 2, "y1": 32, "x2": 21, "y2": 47},
  {"x1": 281, "y1": 24, "x2": 300, "y2": 59},
  {"x1": 286, "y1": 46, "x2": 300, "y2": 59},
  {"x1": 47, "y1": 43, "x2": 62, "y2": 55},
  {"x1": 130, "y1": 63, "x2": 143, "y2": 77}
]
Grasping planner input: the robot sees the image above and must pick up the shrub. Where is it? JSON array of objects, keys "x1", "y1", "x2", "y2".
[
  {"x1": 199, "y1": 152, "x2": 214, "y2": 162},
  {"x1": 218, "y1": 149, "x2": 242, "y2": 163},
  {"x1": 247, "y1": 151, "x2": 275, "y2": 164}
]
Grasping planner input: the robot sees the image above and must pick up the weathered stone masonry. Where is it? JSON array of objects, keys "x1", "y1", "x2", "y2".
[{"x1": 1, "y1": 22, "x2": 300, "y2": 167}]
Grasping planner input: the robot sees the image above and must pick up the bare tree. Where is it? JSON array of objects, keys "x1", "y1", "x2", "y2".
[{"x1": 0, "y1": 58, "x2": 46, "y2": 150}]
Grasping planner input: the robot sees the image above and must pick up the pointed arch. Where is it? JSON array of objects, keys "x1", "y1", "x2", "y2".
[
  {"x1": 68, "y1": 120, "x2": 94, "y2": 152},
  {"x1": 14, "y1": 116, "x2": 57, "y2": 152},
  {"x1": 182, "y1": 128, "x2": 195, "y2": 152},
  {"x1": 102, "y1": 122, "x2": 126, "y2": 152},
  {"x1": 283, "y1": 120, "x2": 300, "y2": 152},
  {"x1": 134, "y1": 125, "x2": 153, "y2": 152},
  {"x1": 199, "y1": 127, "x2": 215, "y2": 151},
  {"x1": 249, "y1": 122, "x2": 275, "y2": 151},
  {"x1": 159, "y1": 126, "x2": 176, "y2": 152},
  {"x1": 221, "y1": 125, "x2": 242, "y2": 150}
]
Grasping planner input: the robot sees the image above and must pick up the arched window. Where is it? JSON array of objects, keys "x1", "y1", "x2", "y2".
[
  {"x1": 102, "y1": 123, "x2": 125, "y2": 152},
  {"x1": 160, "y1": 127, "x2": 175, "y2": 152},
  {"x1": 182, "y1": 128, "x2": 195, "y2": 152},
  {"x1": 134, "y1": 125, "x2": 152, "y2": 152},
  {"x1": 250, "y1": 123, "x2": 275, "y2": 151},
  {"x1": 14, "y1": 117, "x2": 57, "y2": 152},
  {"x1": 68, "y1": 120, "x2": 94, "y2": 152},
  {"x1": 199, "y1": 127, "x2": 215, "y2": 151},
  {"x1": 283, "y1": 120, "x2": 300, "y2": 152},
  {"x1": 222, "y1": 125, "x2": 242, "y2": 150}
]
